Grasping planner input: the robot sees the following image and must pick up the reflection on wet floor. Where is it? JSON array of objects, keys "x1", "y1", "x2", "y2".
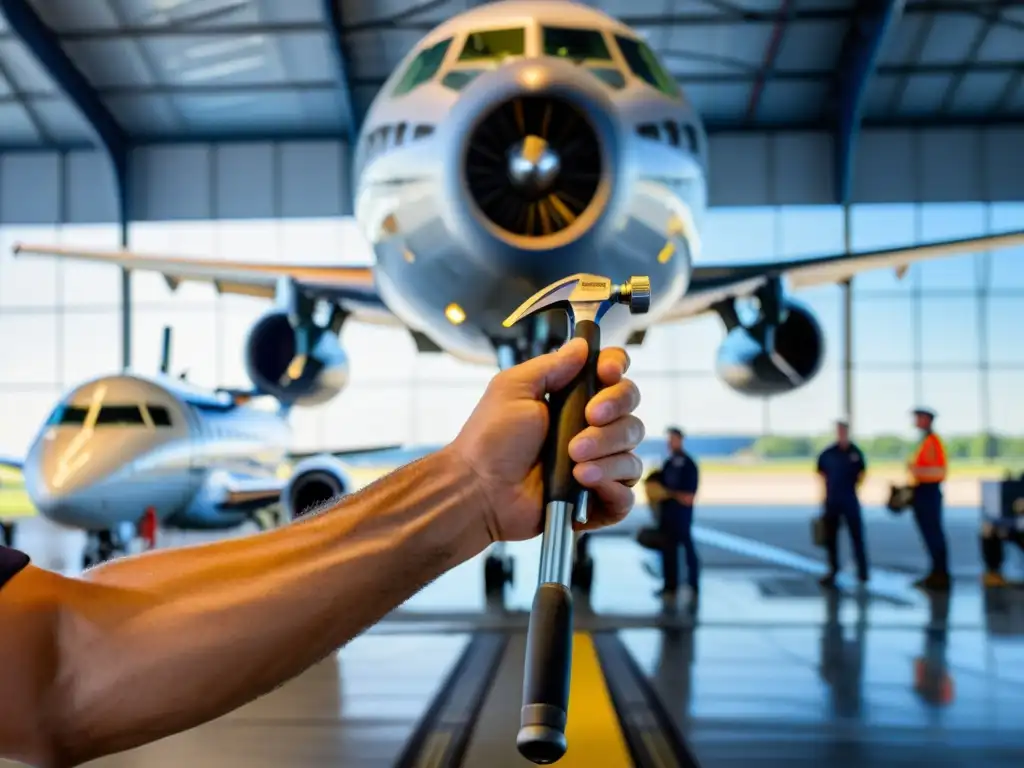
[{"x1": 8, "y1": 523, "x2": 1024, "y2": 766}]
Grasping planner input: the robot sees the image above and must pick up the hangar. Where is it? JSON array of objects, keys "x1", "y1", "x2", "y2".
[{"x1": 0, "y1": 0, "x2": 1023, "y2": 766}]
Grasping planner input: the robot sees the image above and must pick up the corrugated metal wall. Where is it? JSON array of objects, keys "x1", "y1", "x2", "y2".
[{"x1": 0, "y1": 128, "x2": 1022, "y2": 225}]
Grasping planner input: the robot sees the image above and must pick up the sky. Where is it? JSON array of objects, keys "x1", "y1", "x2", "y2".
[{"x1": 0, "y1": 202, "x2": 1022, "y2": 456}]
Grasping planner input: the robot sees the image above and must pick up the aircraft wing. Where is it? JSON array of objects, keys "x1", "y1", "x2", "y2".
[
  {"x1": 287, "y1": 444, "x2": 406, "y2": 462},
  {"x1": 217, "y1": 475, "x2": 286, "y2": 511},
  {"x1": 12, "y1": 243, "x2": 401, "y2": 327},
  {"x1": 0, "y1": 457, "x2": 23, "y2": 472},
  {"x1": 663, "y1": 229, "x2": 1024, "y2": 321}
]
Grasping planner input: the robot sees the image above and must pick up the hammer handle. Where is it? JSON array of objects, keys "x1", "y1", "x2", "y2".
[
  {"x1": 516, "y1": 319, "x2": 600, "y2": 765},
  {"x1": 544, "y1": 319, "x2": 600, "y2": 504}
]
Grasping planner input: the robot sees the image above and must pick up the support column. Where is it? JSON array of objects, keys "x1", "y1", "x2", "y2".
[{"x1": 842, "y1": 205, "x2": 854, "y2": 428}]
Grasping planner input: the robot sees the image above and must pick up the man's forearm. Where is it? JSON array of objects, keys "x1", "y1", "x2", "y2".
[{"x1": 44, "y1": 448, "x2": 490, "y2": 767}]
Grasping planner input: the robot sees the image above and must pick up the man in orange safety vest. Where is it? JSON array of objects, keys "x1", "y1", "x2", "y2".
[{"x1": 908, "y1": 407, "x2": 950, "y2": 591}]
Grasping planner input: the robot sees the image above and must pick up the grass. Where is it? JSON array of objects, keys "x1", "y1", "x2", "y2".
[{"x1": 696, "y1": 459, "x2": 1022, "y2": 478}]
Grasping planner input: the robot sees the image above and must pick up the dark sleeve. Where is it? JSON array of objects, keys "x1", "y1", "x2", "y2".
[
  {"x1": 682, "y1": 462, "x2": 699, "y2": 494},
  {"x1": 0, "y1": 546, "x2": 30, "y2": 593},
  {"x1": 816, "y1": 450, "x2": 826, "y2": 473},
  {"x1": 855, "y1": 447, "x2": 867, "y2": 473}
]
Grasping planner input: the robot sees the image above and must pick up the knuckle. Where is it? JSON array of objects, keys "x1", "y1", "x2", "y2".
[{"x1": 627, "y1": 416, "x2": 645, "y2": 446}]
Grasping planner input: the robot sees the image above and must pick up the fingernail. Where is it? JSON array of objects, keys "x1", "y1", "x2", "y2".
[
  {"x1": 571, "y1": 437, "x2": 595, "y2": 460},
  {"x1": 578, "y1": 464, "x2": 603, "y2": 483},
  {"x1": 593, "y1": 403, "x2": 613, "y2": 422}
]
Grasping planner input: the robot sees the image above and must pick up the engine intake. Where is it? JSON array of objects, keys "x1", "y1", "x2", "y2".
[
  {"x1": 281, "y1": 455, "x2": 355, "y2": 520},
  {"x1": 715, "y1": 301, "x2": 825, "y2": 396},
  {"x1": 464, "y1": 95, "x2": 602, "y2": 239},
  {"x1": 245, "y1": 311, "x2": 349, "y2": 407}
]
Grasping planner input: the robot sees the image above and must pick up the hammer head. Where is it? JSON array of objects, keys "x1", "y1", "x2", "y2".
[{"x1": 503, "y1": 273, "x2": 651, "y2": 328}]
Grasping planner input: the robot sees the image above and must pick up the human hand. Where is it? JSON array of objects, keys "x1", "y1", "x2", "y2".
[{"x1": 450, "y1": 338, "x2": 644, "y2": 542}]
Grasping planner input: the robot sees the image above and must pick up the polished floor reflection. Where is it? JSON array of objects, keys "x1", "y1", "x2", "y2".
[{"x1": 7, "y1": 519, "x2": 1024, "y2": 766}]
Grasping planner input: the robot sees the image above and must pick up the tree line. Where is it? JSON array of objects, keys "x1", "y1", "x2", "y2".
[{"x1": 751, "y1": 434, "x2": 1024, "y2": 460}]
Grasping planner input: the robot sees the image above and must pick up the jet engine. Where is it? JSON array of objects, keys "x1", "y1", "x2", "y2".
[
  {"x1": 714, "y1": 297, "x2": 825, "y2": 397},
  {"x1": 244, "y1": 310, "x2": 350, "y2": 407},
  {"x1": 281, "y1": 455, "x2": 357, "y2": 520}
]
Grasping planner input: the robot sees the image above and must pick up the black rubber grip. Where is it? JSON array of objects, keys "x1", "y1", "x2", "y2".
[
  {"x1": 544, "y1": 319, "x2": 601, "y2": 504},
  {"x1": 517, "y1": 583, "x2": 574, "y2": 764}
]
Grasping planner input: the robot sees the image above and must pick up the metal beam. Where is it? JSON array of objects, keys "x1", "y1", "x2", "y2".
[
  {"x1": 832, "y1": 0, "x2": 905, "y2": 204},
  {"x1": 938, "y1": 10, "x2": 1001, "y2": 114},
  {"x1": 0, "y1": 0, "x2": 133, "y2": 369},
  {"x1": 746, "y1": 0, "x2": 796, "y2": 122},
  {"x1": 322, "y1": 0, "x2": 357, "y2": 141}
]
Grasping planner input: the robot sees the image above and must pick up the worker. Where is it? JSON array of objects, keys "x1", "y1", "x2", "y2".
[
  {"x1": 646, "y1": 426, "x2": 700, "y2": 600},
  {"x1": 908, "y1": 407, "x2": 951, "y2": 591},
  {"x1": 815, "y1": 420, "x2": 869, "y2": 587},
  {"x1": 0, "y1": 340, "x2": 644, "y2": 767},
  {"x1": 979, "y1": 523, "x2": 1024, "y2": 587}
]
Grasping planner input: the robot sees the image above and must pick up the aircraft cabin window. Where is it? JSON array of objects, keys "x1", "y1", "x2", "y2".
[
  {"x1": 147, "y1": 405, "x2": 173, "y2": 427},
  {"x1": 615, "y1": 35, "x2": 681, "y2": 98},
  {"x1": 542, "y1": 27, "x2": 612, "y2": 61},
  {"x1": 684, "y1": 123, "x2": 700, "y2": 154},
  {"x1": 94, "y1": 405, "x2": 146, "y2": 425},
  {"x1": 458, "y1": 28, "x2": 525, "y2": 62},
  {"x1": 393, "y1": 37, "x2": 453, "y2": 96}
]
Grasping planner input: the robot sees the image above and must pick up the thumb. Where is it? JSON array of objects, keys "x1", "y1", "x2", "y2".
[{"x1": 505, "y1": 338, "x2": 588, "y2": 399}]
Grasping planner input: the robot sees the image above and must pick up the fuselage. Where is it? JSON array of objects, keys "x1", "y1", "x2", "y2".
[
  {"x1": 352, "y1": 1, "x2": 707, "y2": 364},
  {"x1": 23, "y1": 374, "x2": 290, "y2": 531}
]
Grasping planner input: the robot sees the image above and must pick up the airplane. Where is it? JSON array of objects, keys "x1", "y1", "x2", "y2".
[
  {"x1": 13, "y1": 0, "x2": 1024, "y2": 591},
  {"x1": 0, "y1": 329, "x2": 391, "y2": 569}
]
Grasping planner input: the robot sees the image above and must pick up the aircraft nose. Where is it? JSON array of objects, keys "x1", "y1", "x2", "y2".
[{"x1": 24, "y1": 433, "x2": 119, "y2": 527}]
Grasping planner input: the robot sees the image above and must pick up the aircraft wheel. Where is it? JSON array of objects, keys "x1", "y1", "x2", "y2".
[
  {"x1": 484, "y1": 555, "x2": 513, "y2": 596},
  {"x1": 572, "y1": 557, "x2": 594, "y2": 593}
]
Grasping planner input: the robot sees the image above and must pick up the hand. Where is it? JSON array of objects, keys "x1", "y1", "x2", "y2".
[{"x1": 450, "y1": 338, "x2": 644, "y2": 542}]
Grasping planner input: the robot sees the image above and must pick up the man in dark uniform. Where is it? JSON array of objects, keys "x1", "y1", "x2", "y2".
[
  {"x1": 816, "y1": 420, "x2": 869, "y2": 586},
  {"x1": 648, "y1": 426, "x2": 700, "y2": 599},
  {"x1": 0, "y1": 342, "x2": 643, "y2": 767},
  {"x1": 908, "y1": 407, "x2": 951, "y2": 591}
]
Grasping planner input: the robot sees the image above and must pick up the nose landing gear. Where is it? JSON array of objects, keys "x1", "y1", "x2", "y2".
[
  {"x1": 484, "y1": 544, "x2": 515, "y2": 597},
  {"x1": 570, "y1": 534, "x2": 594, "y2": 593},
  {"x1": 82, "y1": 529, "x2": 123, "y2": 570}
]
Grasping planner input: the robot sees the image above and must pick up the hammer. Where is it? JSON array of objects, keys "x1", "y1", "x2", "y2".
[{"x1": 503, "y1": 273, "x2": 651, "y2": 764}]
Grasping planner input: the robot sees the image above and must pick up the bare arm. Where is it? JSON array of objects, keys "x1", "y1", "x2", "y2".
[{"x1": 1, "y1": 448, "x2": 490, "y2": 768}]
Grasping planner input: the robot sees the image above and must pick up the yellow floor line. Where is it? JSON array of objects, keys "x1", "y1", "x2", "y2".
[{"x1": 561, "y1": 632, "x2": 632, "y2": 767}]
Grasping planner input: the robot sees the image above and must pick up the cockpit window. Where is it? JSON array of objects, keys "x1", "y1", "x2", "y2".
[
  {"x1": 458, "y1": 28, "x2": 525, "y2": 62},
  {"x1": 46, "y1": 403, "x2": 169, "y2": 427},
  {"x1": 615, "y1": 35, "x2": 680, "y2": 98},
  {"x1": 94, "y1": 405, "x2": 146, "y2": 425},
  {"x1": 148, "y1": 405, "x2": 173, "y2": 427},
  {"x1": 542, "y1": 27, "x2": 612, "y2": 61},
  {"x1": 47, "y1": 405, "x2": 87, "y2": 426},
  {"x1": 442, "y1": 69, "x2": 484, "y2": 91},
  {"x1": 393, "y1": 37, "x2": 453, "y2": 96}
]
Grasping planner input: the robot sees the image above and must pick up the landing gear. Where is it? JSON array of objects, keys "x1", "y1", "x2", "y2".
[
  {"x1": 82, "y1": 529, "x2": 123, "y2": 570},
  {"x1": 484, "y1": 544, "x2": 514, "y2": 597},
  {"x1": 571, "y1": 534, "x2": 594, "y2": 593}
]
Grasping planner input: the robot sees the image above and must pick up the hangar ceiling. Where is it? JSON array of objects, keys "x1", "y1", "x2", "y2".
[{"x1": 0, "y1": 0, "x2": 1020, "y2": 182}]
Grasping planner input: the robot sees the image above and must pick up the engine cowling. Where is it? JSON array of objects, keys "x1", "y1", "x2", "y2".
[
  {"x1": 245, "y1": 310, "x2": 349, "y2": 407},
  {"x1": 715, "y1": 301, "x2": 825, "y2": 396},
  {"x1": 281, "y1": 455, "x2": 357, "y2": 520}
]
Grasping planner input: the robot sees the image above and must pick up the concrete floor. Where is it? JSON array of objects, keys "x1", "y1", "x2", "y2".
[{"x1": 5, "y1": 507, "x2": 1024, "y2": 767}]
